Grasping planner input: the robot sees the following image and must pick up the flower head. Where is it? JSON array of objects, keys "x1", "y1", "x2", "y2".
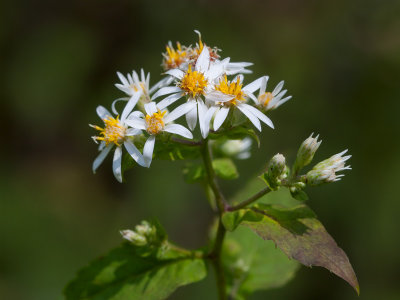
[
  {"x1": 162, "y1": 41, "x2": 189, "y2": 70},
  {"x1": 253, "y1": 76, "x2": 292, "y2": 111},
  {"x1": 179, "y1": 64, "x2": 208, "y2": 98},
  {"x1": 90, "y1": 106, "x2": 145, "y2": 182}
]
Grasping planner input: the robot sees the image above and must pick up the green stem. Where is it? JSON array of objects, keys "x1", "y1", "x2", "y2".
[
  {"x1": 228, "y1": 187, "x2": 271, "y2": 211},
  {"x1": 171, "y1": 136, "x2": 203, "y2": 146},
  {"x1": 201, "y1": 139, "x2": 227, "y2": 300}
]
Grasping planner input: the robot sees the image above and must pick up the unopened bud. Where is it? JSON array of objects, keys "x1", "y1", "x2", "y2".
[
  {"x1": 120, "y1": 229, "x2": 147, "y2": 246},
  {"x1": 293, "y1": 133, "x2": 322, "y2": 175},
  {"x1": 267, "y1": 153, "x2": 286, "y2": 179},
  {"x1": 135, "y1": 221, "x2": 154, "y2": 236},
  {"x1": 306, "y1": 150, "x2": 351, "y2": 186}
]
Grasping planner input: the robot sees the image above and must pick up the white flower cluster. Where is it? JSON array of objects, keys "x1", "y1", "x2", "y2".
[{"x1": 90, "y1": 30, "x2": 292, "y2": 182}]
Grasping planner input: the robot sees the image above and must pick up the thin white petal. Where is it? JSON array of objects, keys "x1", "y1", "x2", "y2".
[
  {"x1": 272, "y1": 81, "x2": 284, "y2": 95},
  {"x1": 213, "y1": 107, "x2": 230, "y2": 131},
  {"x1": 149, "y1": 76, "x2": 173, "y2": 94},
  {"x1": 117, "y1": 72, "x2": 129, "y2": 85},
  {"x1": 206, "y1": 91, "x2": 234, "y2": 103},
  {"x1": 93, "y1": 144, "x2": 113, "y2": 173},
  {"x1": 143, "y1": 136, "x2": 156, "y2": 168},
  {"x1": 260, "y1": 76, "x2": 268, "y2": 95},
  {"x1": 121, "y1": 92, "x2": 142, "y2": 122},
  {"x1": 124, "y1": 116, "x2": 146, "y2": 130},
  {"x1": 165, "y1": 69, "x2": 184, "y2": 79},
  {"x1": 195, "y1": 47, "x2": 210, "y2": 73},
  {"x1": 124, "y1": 141, "x2": 146, "y2": 167},
  {"x1": 186, "y1": 103, "x2": 198, "y2": 130},
  {"x1": 240, "y1": 103, "x2": 274, "y2": 129},
  {"x1": 112, "y1": 146, "x2": 123, "y2": 183},
  {"x1": 164, "y1": 102, "x2": 194, "y2": 123},
  {"x1": 96, "y1": 106, "x2": 112, "y2": 120},
  {"x1": 151, "y1": 86, "x2": 182, "y2": 100},
  {"x1": 197, "y1": 100, "x2": 208, "y2": 138},
  {"x1": 111, "y1": 97, "x2": 129, "y2": 115},
  {"x1": 157, "y1": 92, "x2": 183, "y2": 110},
  {"x1": 164, "y1": 124, "x2": 193, "y2": 139},
  {"x1": 243, "y1": 77, "x2": 265, "y2": 94},
  {"x1": 237, "y1": 105, "x2": 261, "y2": 131},
  {"x1": 144, "y1": 102, "x2": 157, "y2": 115},
  {"x1": 126, "y1": 128, "x2": 142, "y2": 136},
  {"x1": 204, "y1": 62, "x2": 225, "y2": 80}
]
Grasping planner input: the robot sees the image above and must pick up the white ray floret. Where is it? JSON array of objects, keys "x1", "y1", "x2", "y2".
[
  {"x1": 90, "y1": 106, "x2": 146, "y2": 182},
  {"x1": 125, "y1": 102, "x2": 193, "y2": 168}
]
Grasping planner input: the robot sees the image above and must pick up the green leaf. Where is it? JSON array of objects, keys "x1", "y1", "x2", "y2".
[
  {"x1": 64, "y1": 243, "x2": 207, "y2": 300},
  {"x1": 228, "y1": 203, "x2": 359, "y2": 295},
  {"x1": 212, "y1": 158, "x2": 239, "y2": 180},
  {"x1": 222, "y1": 226, "x2": 300, "y2": 299},
  {"x1": 209, "y1": 126, "x2": 260, "y2": 147}
]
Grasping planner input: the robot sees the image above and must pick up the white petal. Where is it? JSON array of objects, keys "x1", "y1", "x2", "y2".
[
  {"x1": 237, "y1": 105, "x2": 261, "y2": 131},
  {"x1": 195, "y1": 47, "x2": 210, "y2": 73},
  {"x1": 260, "y1": 76, "x2": 268, "y2": 95},
  {"x1": 112, "y1": 146, "x2": 123, "y2": 183},
  {"x1": 151, "y1": 86, "x2": 182, "y2": 100},
  {"x1": 149, "y1": 76, "x2": 174, "y2": 94},
  {"x1": 213, "y1": 107, "x2": 230, "y2": 131},
  {"x1": 125, "y1": 115, "x2": 146, "y2": 130},
  {"x1": 164, "y1": 124, "x2": 193, "y2": 139},
  {"x1": 205, "y1": 91, "x2": 234, "y2": 103},
  {"x1": 140, "y1": 69, "x2": 145, "y2": 82},
  {"x1": 157, "y1": 92, "x2": 183, "y2": 110},
  {"x1": 165, "y1": 69, "x2": 184, "y2": 79},
  {"x1": 121, "y1": 92, "x2": 142, "y2": 122},
  {"x1": 164, "y1": 102, "x2": 194, "y2": 123},
  {"x1": 117, "y1": 72, "x2": 129, "y2": 85},
  {"x1": 243, "y1": 77, "x2": 265, "y2": 94},
  {"x1": 124, "y1": 140, "x2": 146, "y2": 167},
  {"x1": 227, "y1": 62, "x2": 253, "y2": 68},
  {"x1": 132, "y1": 71, "x2": 140, "y2": 84},
  {"x1": 274, "y1": 96, "x2": 292, "y2": 109},
  {"x1": 240, "y1": 103, "x2": 274, "y2": 129},
  {"x1": 96, "y1": 106, "x2": 112, "y2": 120},
  {"x1": 144, "y1": 102, "x2": 158, "y2": 115},
  {"x1": 126, "y1": 128, "x2": 142, "y2": 136},
  {"x1": 204, "y1": 62, "x2": 225, "y2": 80},
  {"x1": 93, "y1": 144, "x2": 113, "y2": 173},
  {"x1": 111, "y1": 97, "x2": 129, "y2": 115},
  {"x1": 247, "y1": 92, "x2": 258, "y2": 104},
  {"x1": 98, "y1": 141, "x2": 106, "y2": 151},
  {"x1": 143, "y1": 135, "x2": 156, "y2": 168},
  {"x1": 197, "y1": 100, "x2": 208, "y2": 138},
  {"x1": 186, "y1": 102, "x2": 198, "y2": 130},
  {"x1": 272, "y1": 81, "x2": 284, "y2": 95}
]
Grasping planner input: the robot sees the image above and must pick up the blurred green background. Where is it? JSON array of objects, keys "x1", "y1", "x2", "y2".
[{"x1": 1, "y1": 0, "x2": 399, "y2": 299}]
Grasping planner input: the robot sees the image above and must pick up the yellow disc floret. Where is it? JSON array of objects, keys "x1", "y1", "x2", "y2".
[
  {"x1": 162, "y1": 42, "x2": 188, "y2": 70},
  {"x1": 179, "y1": 65, "x2": 208, "y2": 98},
  {"x1": 91, "y1": 116, "x2": 126, "y2": 146},
  {"x1": 258, "y1": 92, "x2": 274, "y2": 107},
  {"x1": 145, "y1": 109, "x2": 167, "y2": 135},
  {"x1": 215, "y1": 75, "x2": 245, "y2": 106}
]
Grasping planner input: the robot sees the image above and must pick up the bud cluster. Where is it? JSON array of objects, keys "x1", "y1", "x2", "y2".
[
  {"x1": 262, "y1": 153, "x2": 288, "y2": 190},
  {"x1": 120, "y1": 221, "x2": 157, "y2": 247}
]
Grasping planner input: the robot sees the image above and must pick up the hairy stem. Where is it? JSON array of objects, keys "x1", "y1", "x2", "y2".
[
  {"x1": 201, "y1": 139, "x2": 227, "y2": 300},
  {"x1": 228, "y1": 187, "x2": 271, "y2": 211}
]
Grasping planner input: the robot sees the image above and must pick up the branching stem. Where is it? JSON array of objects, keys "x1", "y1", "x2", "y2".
[{"x1": 228, "y1": 187, "x2": 271, "y2": 211}]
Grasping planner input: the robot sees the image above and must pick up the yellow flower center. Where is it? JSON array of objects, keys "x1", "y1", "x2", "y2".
[
  {"x1": 179, "y1": 65, "x2": 208, "y2": 98},
  {"x1": 163, "y1": 42, "x2": 188, "y2": 70},
  {"x1": 215, "y1": 75, "x2": 245, "y2": 106},
  {"x1": 258, "y1": 92, "x2": 274, "y2": 107},
  {"x1": 145, "y1": 109, "x2": 167, "y2": 135},
  {"x1": 91, "y1": 116, "x2": 126, "y2": 146}
]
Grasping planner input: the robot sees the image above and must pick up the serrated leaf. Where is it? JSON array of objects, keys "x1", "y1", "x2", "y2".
[
  {"x1": 222, "y1": 226, "x2": 300, "y2": 299},
  {"x1": 64, "y1": 243, "x2": 207, "y2": 300},
  {"x1": 229, "y1": 203, "x2": 359, "y2": 294},
  {"x1": 212, "y1": 158, "x2": 239, "y2": 180}
]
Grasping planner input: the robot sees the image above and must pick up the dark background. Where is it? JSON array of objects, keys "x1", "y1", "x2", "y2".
[{"x1": 1, "y1": 0, "x2": 399, "y2": 299}]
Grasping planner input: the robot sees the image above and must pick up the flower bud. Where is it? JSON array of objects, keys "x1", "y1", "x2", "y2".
[
  {"x1": 263, "y1": 153, "x2": 287, "y2": 190},
  {"x1": 306, "y1": 150, "x2": 351, "y2": 186},
  {"x1": 135, "y1": 221, "x2": 154, "y2": 236},
  {"x1": 293, "y1": 133, "x2": 322, "y2": 175},
  {"x1": 120, "y1": 229, "x2": 147, "y2": 246}
]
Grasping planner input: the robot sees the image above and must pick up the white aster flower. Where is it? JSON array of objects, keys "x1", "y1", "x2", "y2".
[
  {"x1": 207, "y1": 75, "x2": 274, "y2": 132},
  {"x1": 306, "y1": 150, "x2": 352, "y2": 185},
  {"x1": 90, "y1": 106, "x2": 145, "y2": 182},
  {"x1": 220, "y1": 137, "x2": 252, "y2": 160},
  {"x1": 125, "y1": 102, "x2": 193, "y2": 167},
  {"x1": 252, "y1": 76, "x2": 292, "y2": 111},
  {"x1": 152, "y1": 46, "x2": 231, "y2": 138},
  {"x1": 113, "y1": 69, "x2": 173, "y2": 118}
]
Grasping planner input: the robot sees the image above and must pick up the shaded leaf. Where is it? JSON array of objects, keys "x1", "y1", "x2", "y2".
[
  {"x1": 222, "y1": 226, "x2": 300, "y2": 299},
  {"x1": 64, "y1": 243, "x2": 207, "y2": 300},
  {"x1": 226, "y1": 203, "x2": 359, "y2": 294},
  {"x1": 290, "y1": 188, "x2": 309, "y2": 201},
  {"x1": 212, "y1": 158, "x2": 239, "y2": 180},
  {"x1": 182, "y1": 163, "x2": 205, "y2": 184}
]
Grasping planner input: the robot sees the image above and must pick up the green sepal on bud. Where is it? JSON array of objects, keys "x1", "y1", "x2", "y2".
[
  {"x1": 293, "y1": 133, "x2": 322, "y2": 176},
  {"x1": 261, "y1": 153, "x2": 288, "y2": 190}
]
